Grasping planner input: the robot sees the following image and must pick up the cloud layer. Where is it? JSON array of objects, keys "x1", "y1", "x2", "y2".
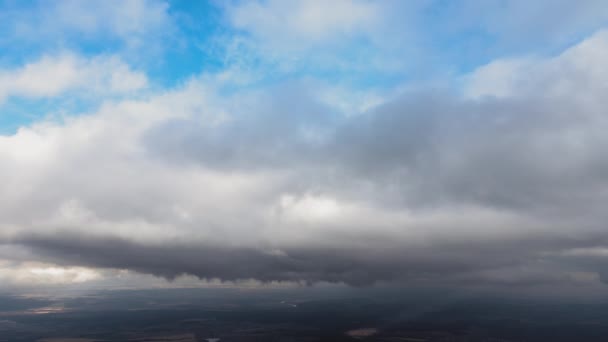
[{"x1": 1, "y1": 1, "x2": 608, "y2": 292}]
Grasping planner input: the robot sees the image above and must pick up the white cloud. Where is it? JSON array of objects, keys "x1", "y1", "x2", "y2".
[
  {"x1": 465, "y1": 29, "x2": 608, "y2": 100},
  {"x1": 53, "y1": 0, "x2": 169, "y2": 37},
  {"x1": 456, "y1": 0, "x2": 608, "y2": 48},
  {"x1": 217, "y1": 0, "x2": 415, "y2": 77},
  {"x1": 227, "y1": 0, "x2": 380, "y2": 48},
  {"x1": 8, "y1": 0, "x2": 171, "y2": 47},
  {"x1": 0, "y1": 53, "x2": 148, "y2": 103},
  {"x1": 0, "y1": 261, "x2": 101, "y2": 286}
]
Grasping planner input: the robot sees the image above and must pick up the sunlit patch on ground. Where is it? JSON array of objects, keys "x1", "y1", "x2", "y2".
[
  {"x1": 345, "y1": 328, "x2": 378, "y2": 339},
  {"x1": 37, "y1": 339, "x2": 97, "y2": 342},
  {"x1": 127, "y1": 334, "x2": 197, "y2": 341}
]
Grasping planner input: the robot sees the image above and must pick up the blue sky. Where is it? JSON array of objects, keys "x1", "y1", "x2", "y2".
[{"x1": 2, "y1": 1, "x2": 608, "y2": 291}]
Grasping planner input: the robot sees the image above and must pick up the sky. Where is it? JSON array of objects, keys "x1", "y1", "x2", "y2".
[{"x1": 1, "y1": 0, "x2": 608, "y2": 294}]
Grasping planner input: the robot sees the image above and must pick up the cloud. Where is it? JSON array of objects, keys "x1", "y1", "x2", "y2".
[
  {"x1": 149, "y1": 30, "x2": 608, "y2": 216},
  {"x1": 216, "y1": 0, "x2": 608, "y2": 82},
  {"x1": 455, "y1": 0, "x2": 608, "y2": 49},
  {"x1": 216, "y1": 0, "x2": 417, "y2": 79},
  {"x1": 0, "y1": 261, "x2": 101, "y2": 286},
  {"x1": 3, "y1": 0, "x2": 171, "y2": 46},
  {"x1": 4, "y1": 228, "x2": 608, "y2": 290},
  {"x1": 1, "y1": 28, "x2": 608, "y2": 291},
  {"x1": 50, "y1": 0, "x2": 170, "y2": 38},
  {"x1": 0, "y1": 53, "x2": 148, "y2": 103},
  {"x1": 465, "y1": 30, "x2": 608, "y2": 99},
  {"x1": 0, "y1": 233, "x2": 575, "y2": 287},
  {"x1": 226, "y1": 0, "x2": 380, "y2": 48}
]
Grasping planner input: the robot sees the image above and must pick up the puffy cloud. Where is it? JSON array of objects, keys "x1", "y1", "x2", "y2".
[
  {"x1": 147, "y1": 31, "x2": 608, "y2": 217},
  {"x1": 465, "y1": 30, "x2": 608, "y2": 99},
  {"x1": 0, "y1": 53, "x2": 148, "y2": 103}
]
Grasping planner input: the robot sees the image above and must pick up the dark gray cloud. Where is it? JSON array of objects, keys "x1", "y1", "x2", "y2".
[
  {"x1": 0, "y1": 233, "x2": 541, "y2": 286},
  {"x1": 5, "y1": 230, "x2": 608, "y2": 289}
]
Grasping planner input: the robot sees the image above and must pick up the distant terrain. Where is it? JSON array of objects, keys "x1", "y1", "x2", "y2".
[{"x1": 2, "y1": 287, "x2": 608, "y2": 341}]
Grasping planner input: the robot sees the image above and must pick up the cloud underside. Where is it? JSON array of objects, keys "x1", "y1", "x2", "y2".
[
  {"x1": 5, "y1": 232, "x2": 608, "y2": 289},
  {"x1": 1, "y1": 5, "x2": 608, "y2": 290}
]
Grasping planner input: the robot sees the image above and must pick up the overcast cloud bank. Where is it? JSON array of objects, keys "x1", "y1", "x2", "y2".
[{"x1": 1, "y1": 1, "x2": 608, "y2": 293}]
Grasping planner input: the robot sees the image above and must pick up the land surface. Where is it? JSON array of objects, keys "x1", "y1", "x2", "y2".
[{"x1": 1, "y1": 287, "x2": 608, "y2": 341}]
